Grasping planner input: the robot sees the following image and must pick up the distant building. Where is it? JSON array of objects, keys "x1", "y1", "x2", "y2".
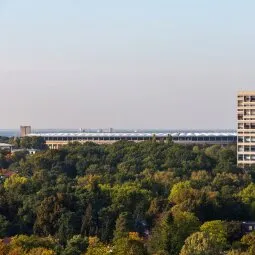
[
  {"x1": 0, "y1": 143, "x2": 13, "y2": 151},
  {"x1": 26, "y1": 131, "x2": 237, "y2": 149},
  {"x1": 20, "y1": 126, "x2": 31, "y2": 137},
  {"x1": 11, "y1": 148, "x2": 39, "y2": 155},
  {"x1": 241, "y1": 222, "x2": 255, "y2": 234},
  {"x1": 237, "y1": 91, "x2": 255, "y2": 167}
]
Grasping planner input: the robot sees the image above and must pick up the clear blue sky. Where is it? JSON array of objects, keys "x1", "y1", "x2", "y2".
[{"x1": 1, "y1": 0, "x2": 255, "y2": 129}]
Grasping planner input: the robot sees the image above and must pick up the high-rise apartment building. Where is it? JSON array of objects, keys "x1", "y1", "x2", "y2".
[
  {"x1": 237, "y1": 91, "x2": 255, "y2": 167},
  {"x1": 20, "y1": 125, "x2": 31, "y2": 137}
]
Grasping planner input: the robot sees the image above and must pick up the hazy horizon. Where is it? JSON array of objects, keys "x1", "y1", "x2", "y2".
[{"x1": 1, "y1": 1, "x2": 255, "y2": 129}]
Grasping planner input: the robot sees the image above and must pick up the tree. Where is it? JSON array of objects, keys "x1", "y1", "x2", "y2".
[
  {"x1": 3, "y1": 174, "x2": 28, "y2": 191},
  {"x1": 63, "y1": 235, "x2": 88, "y2": 255},
  {"x1": 110, "y1": 183, "x2": 151, "y2": 221},
  {"x1": 19, "y1": 136, "x2": 46, "y2": 150},
  {"x1": 214, "y1": 147, "x2": 237, "y2": 173},
  {"x1": 180, "y1": 220, "x2": 230, "y2": 255},
  {"x1": 241, "y1": 231, "x2": 255, "y2": 255},
  {"x1": 190, "y1": 171, "x2": 212, "y2": 189},
  {"x1": 238, "y1": 183, "x2": 255, "y2": 219},
  {"x1": 166, "y1": 134, "x2": 173, "y2": 144},
  {"x1": 228, "y1": 232, "x2": 255, "y2": 255},
  {"x1": 85, "y1": 237, "x2": 111, "y2": 255},
  {"x1": 27, "y1": 247, "x2": 56, "y2": 255},
  {"x1": 0, "y1": 240, "x2": 9, "y2": 255},
  {"x1": 0, "y1": 141, "x2": 251, "y2": 254},
  {"x1": 7, "y1": 235, "x2": 59, "y2": 254},
  {"x1": 113, "y1": 232, "x2": 148, "y2": 255},
  {"x1": 148, "y1": 210, "x2": 200, "y2": 255},
  {"x1": 0, "y1": 215, "x2": 9, "y2": 238},
  {"x1": 180, "y1": 231, "x2": 226, "y2": 255},
  {"x1": 169, "y1": 181, "x2": 202, "y2": 212},
  {"x1": 34, "y1": 194, "x2": 66, "y2": 236},
  {"x1": 56, "y1": 212, "x2": 76, "y2": 244},
  {"x1": 113, "y1": 213, "x2": 132, "y2": 240},
  {"x1": 200, "y1": 220, "x2": 228, "y2": 248},
  {"x1": 226, "y1": 250, "x2": 248, "y2": 255},
  {"x1": 205, "y1": 145, "x2": 221, "y2": 161},
  {"x1": 238, "y1": 183, "x2": 255, "y2": 204}
]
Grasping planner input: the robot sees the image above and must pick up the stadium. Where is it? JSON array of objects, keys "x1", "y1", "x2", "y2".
[{"x1": 27, "y1": 131, "x2": 237, "y2": 149}]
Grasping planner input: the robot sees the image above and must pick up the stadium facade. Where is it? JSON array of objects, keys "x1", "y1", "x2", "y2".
[{"x1": 27, "y1": 131, "x2": 237, "y2": 149}]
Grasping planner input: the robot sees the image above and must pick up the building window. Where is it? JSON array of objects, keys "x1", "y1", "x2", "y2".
[
  {"x1": 238, "y1": 146, "x2": 244, "y2": 152},
  {"x1": 238, "y1": 114, "x2": 243, "y2": 120},
  {"x1": 238, "y1": 155, "x2": 243, "y2": 160},
  {"x1": 244, "y1": 146, "x2": 250, "y2": 152},
  {"x1": 238, "y1": 137, "x2": 244, "y2": 142}
]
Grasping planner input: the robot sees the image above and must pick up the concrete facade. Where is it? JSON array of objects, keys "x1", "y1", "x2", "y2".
[
  {"x1": 20, "y1": 126, "x2": 31, "y2": 137},
  {"x1": 237, "y1": 91, "x2": 255, "y2": 167}
]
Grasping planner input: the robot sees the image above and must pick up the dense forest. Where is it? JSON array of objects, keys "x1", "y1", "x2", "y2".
[{"x1": 0, "y1": 138, "x2": 255, "y2": 254}]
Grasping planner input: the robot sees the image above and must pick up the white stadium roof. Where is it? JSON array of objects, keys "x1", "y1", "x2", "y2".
[{"x1": 27, "y1": 132, "x2": 237, "y2": 138}]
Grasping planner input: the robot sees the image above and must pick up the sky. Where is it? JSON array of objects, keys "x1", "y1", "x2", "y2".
[{"x1": 1, "y1": 0, "x2": 255, "y2": 129}]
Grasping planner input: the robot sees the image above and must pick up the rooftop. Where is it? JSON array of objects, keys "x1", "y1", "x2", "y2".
[
  {"x1": 28, "y1": 132, "x2": 237, "y2": 138},
  {"x1": 0, "y1": 143, "x2": 13, "y2": 147}
]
